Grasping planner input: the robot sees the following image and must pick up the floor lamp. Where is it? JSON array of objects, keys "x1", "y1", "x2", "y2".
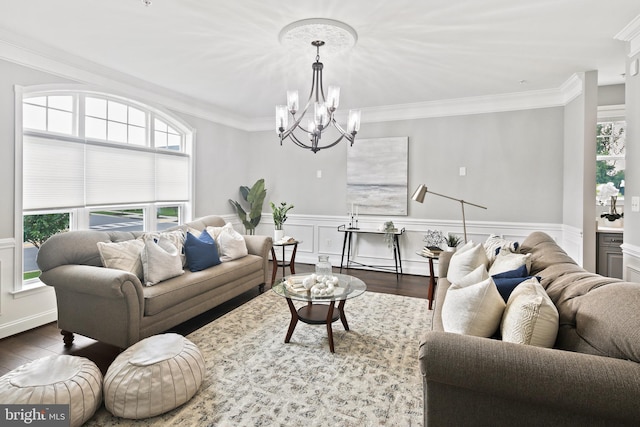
[{"x1": 411, "y1": 184, "x2": 487, "y2": 243}]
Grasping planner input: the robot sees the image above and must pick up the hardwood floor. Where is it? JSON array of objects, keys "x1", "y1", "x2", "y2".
[{"x1": 0, "y1": 262, "x2": 430, "y2": 376}]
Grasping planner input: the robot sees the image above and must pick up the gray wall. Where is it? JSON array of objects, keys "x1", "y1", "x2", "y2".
[
  {"x1": 249, "y1": 108, "x2": 566, "y2": 224},
  {"x1": 624, "y1": 55, "x2": 640, "y2": 246},
  {"x1": 171, "y1": 111, "x2": 251, "y2": 218}
]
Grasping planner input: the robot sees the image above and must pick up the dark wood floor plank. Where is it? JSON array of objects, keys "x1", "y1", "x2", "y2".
[{"x1": 0, "y1": 262, "x2": 429, "y2": 374}]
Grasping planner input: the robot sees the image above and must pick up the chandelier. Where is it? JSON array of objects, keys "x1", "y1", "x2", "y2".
[{"x1": 276, "y1": 20, "x2": 361, "y2": 153}]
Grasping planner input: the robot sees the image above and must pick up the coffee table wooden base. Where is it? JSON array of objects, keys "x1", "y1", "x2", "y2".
[{"x1": 285, "y1": 299, "x2": 349, "y2": 353}]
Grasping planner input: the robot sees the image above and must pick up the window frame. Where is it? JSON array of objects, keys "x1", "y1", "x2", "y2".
[
  {"x1": 15, "y1": 84, "x2": 194, "y2": 293},
  {"x1": 596, "y1": 105, "x2": 626, "y2": 206}
]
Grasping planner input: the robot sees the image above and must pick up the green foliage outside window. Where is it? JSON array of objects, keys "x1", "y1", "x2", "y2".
[
  {"x1": 24, "y1": 213, "x2": 69, "y2": 249},
  {"x1": 596, "y1": 122, "x2": 625, "y2": 194}
]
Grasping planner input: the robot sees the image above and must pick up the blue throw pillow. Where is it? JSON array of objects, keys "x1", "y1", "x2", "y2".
[
  {"x1": 492, "y1": 265, "x2": 531, "y2": 301},
  {"x1": 492, "y1": 264, "x2": 528, "y2": 279},
  {"x1": 184, "y1": 230, "x2": 221, "y2": 272},
  {"x1": 493, "y1": 276, "x2": 532, "y2": 302}
]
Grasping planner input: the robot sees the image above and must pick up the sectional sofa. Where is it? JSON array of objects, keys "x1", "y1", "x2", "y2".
[{"x1": 419, "y1": 231, "x2": 640, "y2": 426}]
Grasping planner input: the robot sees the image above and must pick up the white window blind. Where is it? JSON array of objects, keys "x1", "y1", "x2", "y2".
[
  {"x1": 86, "y1": 144, "x2": 155, "y2": 205},
  {"x1": 23, "y1": 135, "x2": 84, "y2": 210},
  {"x1": 23, "y1": 135, "x2": 189, "y2": 209},
  {"x1": 156, "y1": 154, "x2": 189, "y2": 201}
]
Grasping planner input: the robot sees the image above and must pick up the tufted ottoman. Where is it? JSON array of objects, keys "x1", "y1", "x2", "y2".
[
  {"x1": 0, "y1": 355, "x2": 103, "y2": 427},
  {"x1": 103, "y1": 333, "x2": 205, "y2": 419}
]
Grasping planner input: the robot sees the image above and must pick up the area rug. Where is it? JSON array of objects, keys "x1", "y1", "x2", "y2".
[{"x1": 87, "y1": 291, "x2": 432, "y2": 426}]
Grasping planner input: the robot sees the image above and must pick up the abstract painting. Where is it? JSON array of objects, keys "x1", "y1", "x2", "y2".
[{"x1": 347, "y1": 136, "x2": 408, "y2": 215}]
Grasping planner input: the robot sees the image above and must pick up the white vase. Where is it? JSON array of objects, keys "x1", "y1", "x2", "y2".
[
  {"x1": 274, "y1": 229, "x2": 285, "y2": 242},
  {"x1": 445, "y1": 246, "x2": 457, "y2": 252}
]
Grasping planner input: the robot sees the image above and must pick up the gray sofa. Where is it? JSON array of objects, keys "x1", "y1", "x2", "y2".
[
  {"x1": 419, "y1": 231, "x2": 640, "y2": 426},
  {"x1": 37, "y1": 215, "x2": 272, "y2": 349}
]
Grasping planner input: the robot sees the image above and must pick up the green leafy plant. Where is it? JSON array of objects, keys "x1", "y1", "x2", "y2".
[
  {"x1": 270, "y1": 202, "x2": 294, "y2": 230},
  {"x1": 228, "y1": 179, "x2": 266, "y2": 235},
  {"x1": 446, "y1": 233, "x2": 462, "y2": 248}
]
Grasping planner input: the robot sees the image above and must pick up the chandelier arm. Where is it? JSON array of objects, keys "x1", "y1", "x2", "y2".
[
  {"x1": 288, "y1": 132, "x2": 313, "y2": 149},
  {"x1": 331, "y1": 119, "x2": 354, "y2": 141},
  {"x1": 279, "y1": 106, "x2": 311, "y2": 140}
]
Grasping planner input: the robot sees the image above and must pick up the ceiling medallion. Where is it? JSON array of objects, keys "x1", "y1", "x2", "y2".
[{"x1": 279, "y1": 18, "x2": 358, "y2": 54}]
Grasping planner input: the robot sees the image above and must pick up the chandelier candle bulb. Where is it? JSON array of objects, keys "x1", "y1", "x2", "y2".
[
  {"x1": 327, "y1": 86, "x2": 340, "y2": 110},
  {"x1": 347, "y1": 109, "x2": 361, "y2": 133},
  {"x1": 276, "y1": 105, "x2": 288, "y2": 133},
  {"x1": 287, "y1": 90, "x2": 299, "y2": 113}
]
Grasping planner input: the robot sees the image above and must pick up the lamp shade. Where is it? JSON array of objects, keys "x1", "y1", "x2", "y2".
[{"x1": 411, "y1": 184, "x2": 427, "y2": 203}]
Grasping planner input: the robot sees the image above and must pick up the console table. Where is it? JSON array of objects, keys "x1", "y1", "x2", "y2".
[{"x1": 338, "y1": 225, "x2": 405, "y2": 279}]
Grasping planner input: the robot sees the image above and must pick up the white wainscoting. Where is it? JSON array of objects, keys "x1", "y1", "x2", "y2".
[
  {"x1": 621, "y1": 242, "x2": 640, "y2": 282},
  {"x1": 254, "y1": 214, "x2": 566, "y2": 276},
  {"x1": 0, "y1": 237, "x2": 58, "y2": 339}
]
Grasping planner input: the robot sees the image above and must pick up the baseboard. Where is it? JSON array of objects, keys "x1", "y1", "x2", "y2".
[{"x1": 0, "y1": 309, "x2": 57, "y2": 340}]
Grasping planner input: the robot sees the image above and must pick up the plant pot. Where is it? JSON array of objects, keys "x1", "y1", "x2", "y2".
[
  {"x1": 445, "y1": 246, "x2": 457, "y2": 252},
  {"x1": 274, "y1": 229, "x2": 285, "y2": 242}
]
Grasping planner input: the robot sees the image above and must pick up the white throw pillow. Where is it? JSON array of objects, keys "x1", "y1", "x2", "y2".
[
  {"x1": 446, "y1": 241, "x2": 490, "y2": 284},
  {"x1": 141, "y1": 237, "x2": 184, "y2": 286},
  {"x1": 97, "y1": 240, "x2": 145, "y2": 280},
  {"x1": 501, "y1": 278, "x2": 559, "y2": 347},
  {"x1": 140, "y1": 230, "x2": 186, "y2": 267},
  {"x1": 488, "y1": 251, "x2": 532, "y2": 276},
  {"x1": 208, "y1": 223, "x2": 248, "y2": 262},
  {"x1": 442, "y1": 265, "x2": 506, "y2": 337}
]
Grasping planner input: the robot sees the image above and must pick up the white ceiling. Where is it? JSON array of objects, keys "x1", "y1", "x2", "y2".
[{"x1": 1, "y1": 0, "x2": 639, "y2": 123}]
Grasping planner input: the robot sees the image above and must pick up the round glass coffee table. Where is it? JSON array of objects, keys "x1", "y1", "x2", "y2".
[{"x1": 272, "y1": 273, "x2": 367, "y2": 352}]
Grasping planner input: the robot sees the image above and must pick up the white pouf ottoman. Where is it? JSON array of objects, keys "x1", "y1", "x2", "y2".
[
  {"x1": 103, "y1": 333, "x2": 206, "y2": 419},
  {"x1": 0, "y1": 355, "x2": 103, "y2": 427}
]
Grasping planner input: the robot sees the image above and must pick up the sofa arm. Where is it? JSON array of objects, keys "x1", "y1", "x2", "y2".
[
  {"x1": 244, "y1": 235, "x2": 273, "y2": 285},
  {"x1": 40, "y1": 264, "x2": 145, "y2": 348},
  {"x1": 419, "y1": 331, "x2": 640, "y2": 425}
]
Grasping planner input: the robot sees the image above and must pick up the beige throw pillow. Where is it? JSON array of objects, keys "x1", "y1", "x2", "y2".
[
  {"x1": 206, "y1": 223, "x2": 248, "y2": 262},
  {"x1": 141, "y1": 237, "x2": 184, "y2": 286},
  {"x1": 488, "y1": 251, "x2": 532, "y2": 276},
  {"x1": 446, "y1": 241, "x2": 490, "y2": 284},
  {"x1": 442, "y1": 265, "x2": 506, "y2": 337},
  {"x1": 501, "y1": 278, "x2": 559, "y2": 347},
  {"x1": 97, "y1": 240, "x2": 144, "y2": 280},
  {"x1": 140, "y1": 230, "x2": 186, "y2": 267}
]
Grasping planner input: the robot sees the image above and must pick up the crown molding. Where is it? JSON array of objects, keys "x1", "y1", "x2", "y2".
[
  {"x1": 0, "y1": 31, "x2": 584, "y2": 133},
  {"x1": 249, "y1": 77, "x2": 580, "y2": 131},
  {"x1": 615, "y1": 14, "x2": 640, "y2": 57},
  {"x1": 0, "y1": 32, "x2": 249, "y2": 130}
]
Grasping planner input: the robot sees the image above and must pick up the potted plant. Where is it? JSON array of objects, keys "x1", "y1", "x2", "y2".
[
  {"x1": 270, "y1": 201, "x2": 294, "y2": 241},
  {"x1": 228, "y1": 179, "x2": 266, "y2": 235},
  {"x1": 445, "y1": 233, "x2": 462, "y2": 251},
  {"x1": 382, "y1": 220, "x2": 397, "y2": 249}
]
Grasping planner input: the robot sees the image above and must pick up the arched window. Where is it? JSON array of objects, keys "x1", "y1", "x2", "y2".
[{"x1": 17, "y1": 86, "x2": 193, "y2": 289}]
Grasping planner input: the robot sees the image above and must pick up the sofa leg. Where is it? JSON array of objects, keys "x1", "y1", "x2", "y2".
[
  {"x1": 61, "y1": 330, "x2": 74, "y2": 347},
  {"x1": 259, "y1": 283, "x2": 265, "y2": 293}
]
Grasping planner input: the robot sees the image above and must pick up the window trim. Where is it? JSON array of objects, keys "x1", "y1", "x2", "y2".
[
  {"x1": 596, "y1": 104, "x2": 626, "y2": 206},
  {"x1": 15, "y1": 84, "x2": 194, "y2": 292}
]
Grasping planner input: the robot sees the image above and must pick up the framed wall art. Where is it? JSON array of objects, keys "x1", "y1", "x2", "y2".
[{"x1": 347, "y1": 136, "x2": 408, "y2": 215}]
